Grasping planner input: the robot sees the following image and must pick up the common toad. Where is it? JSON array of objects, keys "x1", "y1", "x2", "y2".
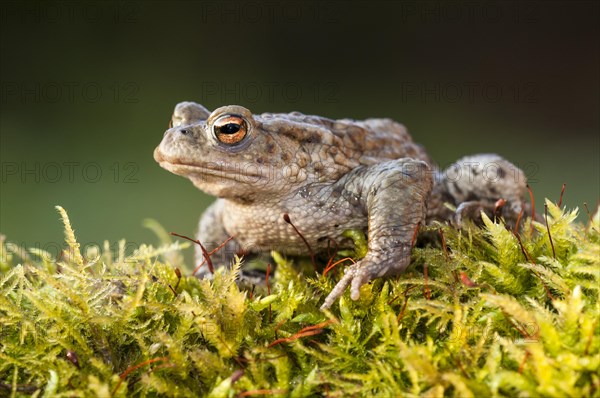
[{"x1": 154, "y1": 102, "x2": 527, "y2": 309}]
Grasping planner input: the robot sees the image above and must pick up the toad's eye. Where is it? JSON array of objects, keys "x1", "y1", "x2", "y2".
[{"x1": 213, "y1": 115, "x2": 248, "y2": 145}]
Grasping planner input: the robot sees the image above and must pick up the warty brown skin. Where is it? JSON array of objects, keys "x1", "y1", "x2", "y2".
[{"x1": 154, "y1": 102, "x2": 527, "y2": 309}]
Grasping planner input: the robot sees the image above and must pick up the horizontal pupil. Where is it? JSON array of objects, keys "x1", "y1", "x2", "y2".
[{"x1": 219, "y1": 123, "x2": 240, "y2": 134}]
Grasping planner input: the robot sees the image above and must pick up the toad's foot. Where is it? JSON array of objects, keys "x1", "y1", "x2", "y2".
[
  {"x1": 454, "y1": 199, "x2": 530, "y2": 229},
  {"x1": 320, "y1": 158, "x2": 432, "y2": 310},
  {"x1": 320, "y1": 246, "x2": 411, "y2": 310}
]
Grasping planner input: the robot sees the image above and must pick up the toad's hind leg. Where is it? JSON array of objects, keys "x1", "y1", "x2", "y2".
[
  {"x1": 428, "y1": 154, "x2": 529, "y2": 226},
  {"x1": 321, "y1": 159, "x2": 433, "y2": 309}
]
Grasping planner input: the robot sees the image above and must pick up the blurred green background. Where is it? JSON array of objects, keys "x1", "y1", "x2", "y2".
[{"x1": 1, "y1": 1, "x2": 598, "y2": 266}]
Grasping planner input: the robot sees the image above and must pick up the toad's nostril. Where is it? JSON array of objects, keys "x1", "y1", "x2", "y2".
[{"x1": 179, "y1": 129, "x2": 190, "y2": 136}]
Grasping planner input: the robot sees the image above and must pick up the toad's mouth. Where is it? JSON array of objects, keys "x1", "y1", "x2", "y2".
[{"x1": 154, "y1": 147, "x2": 266, "y2": 182}]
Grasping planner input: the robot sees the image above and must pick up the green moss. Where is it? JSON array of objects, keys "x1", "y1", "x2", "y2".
[{"x1": 1, "y1": 202, "x2": 598, "y2": 397}]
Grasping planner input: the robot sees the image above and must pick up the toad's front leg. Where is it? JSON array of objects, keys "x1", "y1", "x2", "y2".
[
  {"x1": 321, "y1": 159, "x2": 433, "y2": 310},
  {"x1": 195, "y1": 199, "x2": 240, "y2": 277}
]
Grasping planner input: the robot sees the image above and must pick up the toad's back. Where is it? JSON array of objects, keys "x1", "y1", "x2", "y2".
[{"x1": 260, "y1": 111, "x2": 434, "y2": 169}]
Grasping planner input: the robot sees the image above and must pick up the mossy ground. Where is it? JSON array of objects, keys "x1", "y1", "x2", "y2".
[{"x1": 1, "y1": 202, "x2": 598, "y2": 397}]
